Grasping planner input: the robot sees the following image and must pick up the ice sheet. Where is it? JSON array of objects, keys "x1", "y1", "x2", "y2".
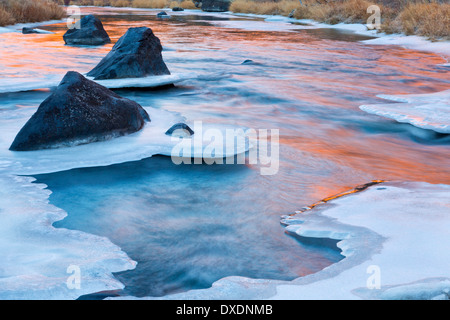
[
  {"x1": 0, "y1": 106, "x2": 250, "y2": 175},
  {"x1": 0, "y1": 174, "x2": 136, "y2": 299},
  {"x1": 360, "y1": 90, "x2": 450, "y2": 134}
]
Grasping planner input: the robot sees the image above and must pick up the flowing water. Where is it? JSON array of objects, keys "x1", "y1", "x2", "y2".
[{"x1": 1, "y1": 7, "x2": 449, "y2": 298}]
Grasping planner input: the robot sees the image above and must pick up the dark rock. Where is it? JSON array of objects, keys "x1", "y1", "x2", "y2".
[
  {"x1": 9, "y1": 71, "x2": 150, "y2": 151},
  {"x1": 22, "y1": 27, "x2": 40, "y2": 34},
  {"x1": 165, "y1": 123, "x2": 195, "y2": 138},
  {"x1": 87, "y1": 27, "x2": 170, "y2": 80},
  {"x1": 156, "y1": 11, "x2": 170, "y2": 18},
  {"x1": 63, "y1": 14, "x2": 111, "y2": 46},
  {"x1": 172, "y1": 7, "x2": 184, "y2": 11},
  {"x1": 197, "y1": 0, "x2": 230, "y2": 12}
]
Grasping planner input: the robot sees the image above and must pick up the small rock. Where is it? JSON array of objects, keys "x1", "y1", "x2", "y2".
[
  {"x1": 241, "y1": 59, "x2": 254, "y2": 65},
  {"x1": 156, "y1": 11, "x2": 170, "y2": 18},
  {"x1": 165, "y1": 123, "x2": 195, "y2": 138},
  {"x1": 172, "y1": 7, "x2": 184, "y2": 11},
  {"x1": 22, "y1": 27, "x2": 39, "y2": 34},
  {"x1": 63, "y1": 14, "x2": 110, "y2": 46}
]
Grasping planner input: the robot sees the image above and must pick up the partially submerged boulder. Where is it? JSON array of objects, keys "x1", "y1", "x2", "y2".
[
  {"x1": 22, "y1": 27, "x2": 40, "y2": 34},
  {"x1": 87, "y1": 27, "x2": 170, "y2": 80},
  {"x1": 9, "y1": 71, "x2": 150, "y2": 151},
  {"x1": 22, "y1": 27, "x2": 53, "y2": 34},
  {"x1": 172, "y1": 7, "x2": 184, "y2": 11},
  {"x1": 63, "y1": 14, "x2": 111, "y2": 46},
  {"x1": 165, "y1": 123, "x2": 195, "y2": 138},
  {"x1": 156, "y1": 11, "x2": 170, "y2": 18}
]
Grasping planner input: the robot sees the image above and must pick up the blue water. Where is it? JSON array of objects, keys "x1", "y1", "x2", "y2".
[{"x1": 7, "y1": 7, "x2": 448, "y2": 298}]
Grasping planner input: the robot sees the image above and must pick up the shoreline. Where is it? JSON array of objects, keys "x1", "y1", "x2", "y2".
[{"x1": 1, "y1": 6, "x2": 449, "y2": 60}]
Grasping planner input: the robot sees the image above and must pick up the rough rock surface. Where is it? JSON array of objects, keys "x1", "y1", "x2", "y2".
[
  {"x1": 9, "y1": 71, "x2": 150, "y2": 151},
  {"x1": 63, "y1": 14, "x2": 111, "y2": 46},
  {"x1": 87, "y1": 27, "x2": 170, "y2": 80}
]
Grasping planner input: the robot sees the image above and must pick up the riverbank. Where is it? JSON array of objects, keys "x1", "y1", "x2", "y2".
[
  {"x1": 0, "y1": 0, "x2": 65, "y2": 27},
  {"x1": 66, "y1": 0, "x2": 450, "y2": 40}
]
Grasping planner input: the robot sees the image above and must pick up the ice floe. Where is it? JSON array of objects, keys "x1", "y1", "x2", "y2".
[
  {"x1": 0, "y1": 174, "x2": 136, "y2": 299},
  {"x1": 360, "y1": 90, "x2": 450, "y2": 134},
  {"x1": 0, "y1": 73, "x2": 196, "y2": 94},
  {"x1": 274, "y1": 181, "x2": 450, "y2": 300}
]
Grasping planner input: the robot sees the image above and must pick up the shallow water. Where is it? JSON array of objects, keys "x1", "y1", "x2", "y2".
[{"x1": 2, "y1": 7, "x2": 449, "y2": 298}]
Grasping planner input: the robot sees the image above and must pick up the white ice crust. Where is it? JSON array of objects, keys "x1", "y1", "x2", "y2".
[
  {"x1": 118, "y1": 181, "x2": 450, "y2": 300},
  {"x1": 0, "y1": 106, "x2": 250, "y2": 175},
  {"x1": 360, "y1": 90, "x2": 450, "y2": 134},
  {"x1": 0, "y1": 104, "x2": 249, "y2": 299},
  {"x1": 0, "y1": 73, "x2": 196, "y2": 94},
  {"x1": 0, "y1": 174, "x2": 137, "y2": 300}
]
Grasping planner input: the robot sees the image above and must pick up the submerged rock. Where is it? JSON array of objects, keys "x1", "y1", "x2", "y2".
[
  {"x1": 165, "y1": 123, "x2": 195, "y2": 138},
  {"x1": 156, "y1": 11, "x2": 170, "y2": 18},
  {"x1": 241, "y1": 59, "x2": 254, "y2": 65},
  {"x1": 9, "y1": 71, "x2": 150, "y2": 151},
  {"x1": 63, "y1": 14, "x2": 111, "y2": 46},
  {"x1": 22, "y1": 27, "x2": 41, "y2": 34},
  {"x1": 87, "y1": 27, "x2": 170, "y2": 80}
]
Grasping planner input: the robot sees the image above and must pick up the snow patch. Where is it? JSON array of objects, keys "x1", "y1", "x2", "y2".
[
  {"x1": 0, "y1": 174, "x2": 136, "y2": 299},
  {"x1": 360, "y1": 90, "x2": 450, "y2": 134}
]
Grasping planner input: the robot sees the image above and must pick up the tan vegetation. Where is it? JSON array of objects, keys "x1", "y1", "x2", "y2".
[
  {"x1": 229, "y1": 0, "x2": 449, "y2": 40},
  {"x1": 380, "y1": 2, "x2": 450, "y2": 40},
  {"x1": 0, "y1": 0, "x2": 66, "y2": 26},
  {"x1": 68, "y1": 0, "x2": 197, "y2": 9}
]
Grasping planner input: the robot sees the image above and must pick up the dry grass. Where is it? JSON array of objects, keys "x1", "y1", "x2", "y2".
[
  {"x1": 131, "y1": 0, "x2": 197, "y2": 9},
  {"x1": 0, "y1": 6, "x2": 15, "y2": 26},
  {"x1": 69, "y1": 0, "x2": 197, "y2": 8},
  {"x1": 381, "y1": 2, "x2": 450, "y2": 40},
  {"x1": 36, "y1": 0, "x2": 449, "y2": 40},
  {"x1": 230, "y1": 0, "x2": 449, "y2": 40},
  {"x1": 231, "y1": 0, "x2": 376, "y2": 23},
  {"x1": 0, "y1": 0, "x2": 66, "y2": 26},
  {"x1": 132, "y1": 0, "x2": 168, "y2": 8}
]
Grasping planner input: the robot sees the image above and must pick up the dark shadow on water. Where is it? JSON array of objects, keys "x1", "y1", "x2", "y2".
[{"x1": 297, "y1": 28, "x2": 376, "y2": 42}]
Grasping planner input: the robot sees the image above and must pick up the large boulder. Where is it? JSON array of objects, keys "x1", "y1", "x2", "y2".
[
  {"x1": 63, "y1": 14, "x2": 111, "y2": 46},
  {"x1": 195, "y1": 0, "x2": 231, "y2": 12},
  {"x1": 9, "y1": 71, "x2": 150, "y2": 151},
  {"x1": 87, "y1": 27, "x2": 170, "y2": 80}
]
